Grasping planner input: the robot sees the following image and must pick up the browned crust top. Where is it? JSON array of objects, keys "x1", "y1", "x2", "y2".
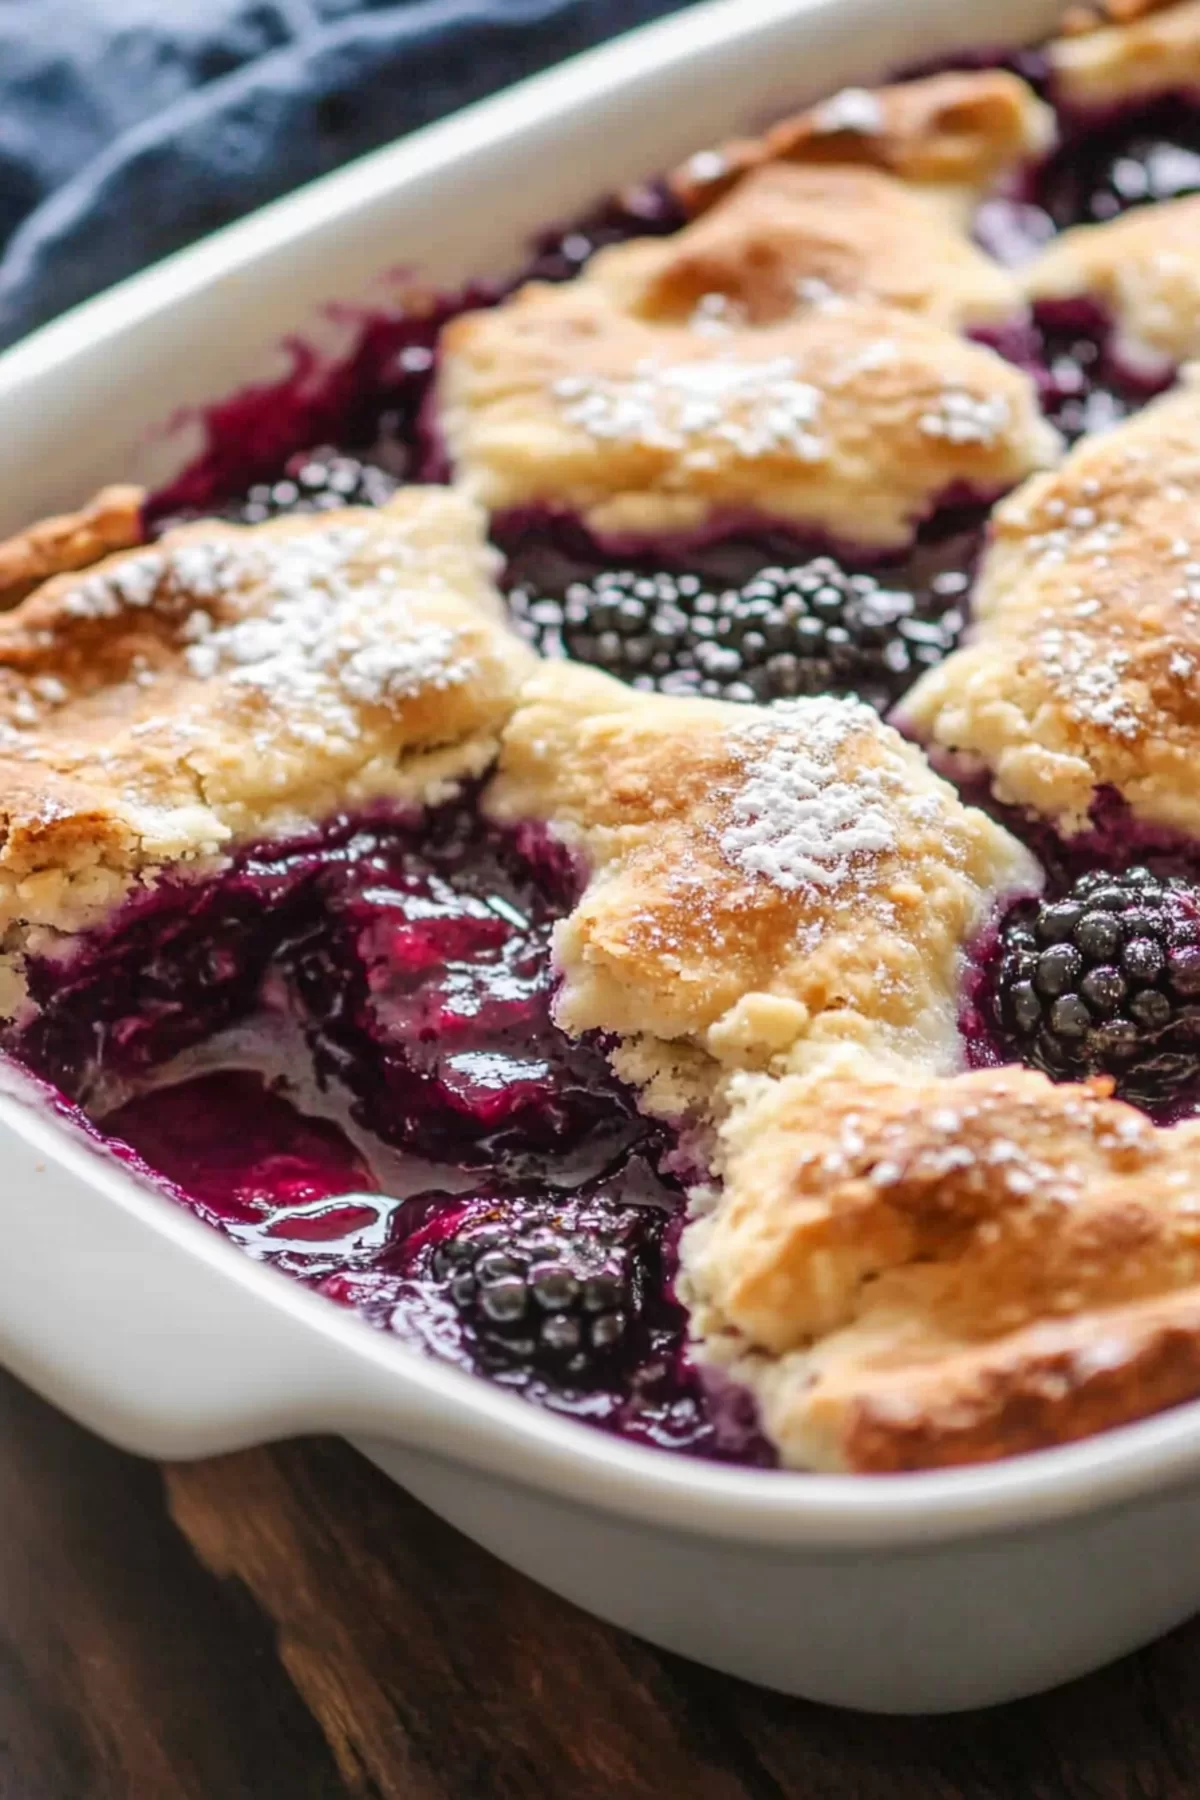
[
  {"x1": 0, "y1": 485, "x2": 145, "y2": 610},
  {"x1": 666, "y1": 70, "x2": 1053, "y2": 217}
]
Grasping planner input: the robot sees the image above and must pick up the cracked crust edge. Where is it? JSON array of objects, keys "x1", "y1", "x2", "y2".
[{"x1": 0, "y1": 486, "x2": 146, "y2": 611}]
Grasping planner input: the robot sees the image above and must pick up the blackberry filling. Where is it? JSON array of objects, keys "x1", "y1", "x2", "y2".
[
  {"x1": 508, "y1": 561, "x2": 967, "y2": 710},
  {"x1": 339, "y1": 1160, "x2": 772, "y2": 1460},
  {"x1": 6, "y1": 799, "x2": 761, "y2": 1456},
  {"x1": 993, "y1": 868, "x2": 1200, "y2": 1107},
  {"x1": 106, "y1": 1074, "x2": 744, "y2": 1456},
  {"x1": 16, "y1": 849, "x2": 324, "y2": 1101},
  {"x1": 227, "y1": 447, "x2": 399, "y2": 523},
  {"x1": 520, "y1": 182, "x2": 686, "y2": 285},
  {"x1": 11, "y1": 804, "x2": 634, "y2": 1170},
  {"x1": 1036, "y1": 97, "x2": 1200, "y2": 228},
  {"x1": 979, "y1": 304, "x2": 1170, "y2": 446},
  {"x1": 1033, "y1": 300, "x2": 1171, "y2": 443},
  {"x1": 105, "y1": 1072, "x2": 396, "y2": 1281},
  {"x1": 283, "y1": 814, "x2": 634, "y2": 1167}
]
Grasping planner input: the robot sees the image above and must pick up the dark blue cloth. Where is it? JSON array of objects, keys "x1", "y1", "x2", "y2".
[{"x1": 0, "y1": 0, "x2": 682, "y2": 350}]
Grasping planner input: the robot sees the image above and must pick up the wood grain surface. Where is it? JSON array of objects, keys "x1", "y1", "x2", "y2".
[{"x1": 1, "y1": 1366, "x2": 1197, "y2": 1800}]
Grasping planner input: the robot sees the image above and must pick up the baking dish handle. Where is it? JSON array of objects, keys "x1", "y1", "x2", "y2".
[{"x1": 0, "y1": 1102, "x2": 453, "y2": 1459}]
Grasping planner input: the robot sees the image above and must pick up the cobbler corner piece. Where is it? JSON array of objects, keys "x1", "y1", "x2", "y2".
[{"x1": 0, "y1": 487, "x2": 536, "y2": 1019}]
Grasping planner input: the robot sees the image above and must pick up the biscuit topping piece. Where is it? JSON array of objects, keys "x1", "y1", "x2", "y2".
[
  {"x1": 684, "y1": 1058, "x2": 1200, "y2": 1471},
  {"x1": 0, "y1": 488, "x2": 534, "y2": 947},
  {"x1": 487, "y1": 664, "x2": 1037, "y2": 1085},
  {"x1": 439, "y1": 280, "x2": 1058, "y2": 549},
  {"x1": 1049, "y1": 0, "x2": 1200, "y2": 109},
  {"x1": 439, "y1": 96, "x2": 1058, "y2": 551},
  {"x1": 592, "y1": 162, "x2": 1025, "y2": 335},
  {"x1": 667, "y1": 70, "x2": 1054, "y2": 220},
  {"x1": 904, "y1": 377, "x2": 1200, "y2": 837}
]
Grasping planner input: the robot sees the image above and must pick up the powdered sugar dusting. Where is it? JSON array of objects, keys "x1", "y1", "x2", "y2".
[
  {"x1": 812, "y1": 86, "x2": 884, "y2": 136},
  {"x1": 919, "y1": 389, "x2": 1011, "y2": 446},
  {"x1": 3, "y1": 519, "x2": 478, "y2": 758},
  {"x1": 1037, "y1": 623, "x2": 1140, "y2": 739},
  {"x1": 179, "y1": 527, "x2": 468, "y2": 719},
  {"x1": 718, "y1": 697, "x2": 898, "y2": 893},
  {"x1": 805, "y1": 1078, "x2": 1157, "y2": 1213},
  {"x1": 553, "y1": 356, "x2": 828, "y2": 465},
  {"x1": 63, "y1": 541, "x2": 247, "y2": 619}
]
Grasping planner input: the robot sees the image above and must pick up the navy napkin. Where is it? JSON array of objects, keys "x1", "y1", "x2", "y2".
[{"x1": 0, "y1": 0, "x2": 682, "y2": 351}]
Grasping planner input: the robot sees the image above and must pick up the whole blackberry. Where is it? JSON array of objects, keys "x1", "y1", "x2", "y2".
[
  {"x1": 229, "y1": 447, "x2": 398, "y2": 524},
  {"x1": 993, "y1": 867, "x2": 1200, "y2": 1107},
  {"x1": 507, "y1": 561, "x2": 964, "y2": 709},
  {"x1": 428, "y1": 1192, "x2": 663, "y2": 1386}
]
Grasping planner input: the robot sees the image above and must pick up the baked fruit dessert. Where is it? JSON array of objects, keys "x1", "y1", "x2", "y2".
[{"x1": 15, "y1": 0, "x2": 1200, "y2": 1475}]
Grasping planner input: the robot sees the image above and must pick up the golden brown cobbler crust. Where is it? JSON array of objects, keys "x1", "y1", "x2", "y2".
[
  {"x1": 438, "y1": 281, "x2": 1058, "y2": 550},
  {"x1": 666, "y1": 70, "x2": 1054, "y2": 218},
  {"x1": 0, "y1": 485, "x2": 145, "y2": 609},
  {"x1": 438, "y1": 121, "x2": 1059, "y2": 549},
  {"x1": 486, "y1": 664, "x2": 1036, "y2": 1090},
  {"x1": 904, "y1": 378, "x2": 1200, "y2": 837},
  {"x1": 1048, "y1": 0, "x2": 1200, "y2": 106},
  {"x1": 0, "y1": 488, "x2": 535, "y2": 949},
  {"x1": 593, "y1": 162, "x2": 1024, "y2": 335},
  {"x1": 684, "y1": 1058, "x2": 1200, "y2": 1472}
]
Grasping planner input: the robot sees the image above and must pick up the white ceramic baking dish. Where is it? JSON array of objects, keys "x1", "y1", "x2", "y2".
[{"x1": 0, "y1": 0, "x2": 1197, "y2": 1716}]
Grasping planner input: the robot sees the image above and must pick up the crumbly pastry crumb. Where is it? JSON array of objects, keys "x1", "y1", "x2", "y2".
[
  {"x1": 904, "y1": 376, "x2": 1200, "y2": 838},
  {"x1": 0, "y1": 487, "x2": 535, "y2": 999},
  {"x1": 683, "y1": 1054, "x2": 1200, "y2": 1471},
  {"x1": 0, "y1": 485, "x2": 145, "y2": 609}
]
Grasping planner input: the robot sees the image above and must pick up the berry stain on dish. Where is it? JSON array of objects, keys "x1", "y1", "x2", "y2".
[{"x1": 14, "y1": 1, "x2": 1200, "y2": 1478}]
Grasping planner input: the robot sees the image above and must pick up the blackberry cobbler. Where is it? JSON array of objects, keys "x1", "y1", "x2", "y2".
[{"x1": 15, "y1": 0, "x2": 1200, "y2": 1475}]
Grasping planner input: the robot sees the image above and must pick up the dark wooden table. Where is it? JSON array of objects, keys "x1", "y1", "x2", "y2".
[{"x1": 4, "y1": 1366, "x2": 1199, "y2": 1799}]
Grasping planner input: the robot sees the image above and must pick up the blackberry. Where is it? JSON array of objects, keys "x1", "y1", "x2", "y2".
[
  {"x1": 229, "y1": 447, "x2": 398, "y2": 524},
  {"x1": 507, "y1": 561, "x2": 965, "y2": 709},
  {"x1": 993, "y1": 867, "x2": 1200, "y2": 1107},
  {"x1": 427, "y1": 1189, "x2": 664, "y2": 1386}
]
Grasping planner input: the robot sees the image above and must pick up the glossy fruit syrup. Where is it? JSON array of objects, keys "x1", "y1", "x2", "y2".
[{"x1": 6, "y1": 801, "x2": 772, "y2": 1463}]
